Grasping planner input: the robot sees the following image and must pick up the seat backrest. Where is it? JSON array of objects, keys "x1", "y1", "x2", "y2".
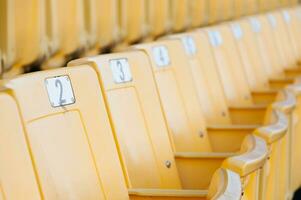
[
  {"x1": 208, "y1": 0, "x2": 225, "y2": 24},
  {"x1": 246, "y1": 0, "x2": 259, "y2": 15},
  {"x1": 188, "y1": 0, "x2": 209, "y2": 28},
  {"x1": 207, "y1": 169, "x2": 242, "y2": 200},
  {"x1": 132, "y1": 40, "x2": 212, "y2": 153},
  {"x1": 259, "y1": 0, "x2": 278, "y2": 11},
  {"x1": 44, "y1": 0, "x2": 86, "y2": 67},
  {"x1": 230, "y1": 20, "x2": 270, "y2": 91},
  {"x1": 0, "y1": 0, "x2": 46, "y2": 74},
  {"x1": 286, "y1": 8, "x2": 301, "y2": 60},
  {"x1": 0, "y1": 92, "x2": 41, "y2": 200},
  {"x1": 278, "y1": 9, "x2": 300, "y2": 66},
  {"x1": 268, "y1": 11, "x2": 297, "y2": 69},
  {"x1": 170, "y1": 0, "x2": 190, "y2": 32},
  {"x1": 146, "y1": 0, "x2": 171, "y2": 38},
  {"x1": 69, "y1": 51, "x2": 183, "y2": 189},
  {"x1": 91, "y1": 0, "x2": 120, "y2": 51},
  {"x1": 234, "y1": 0, "x2": 246, "y2": 17},
  {"x1": 164, "y1": 32, "x2": 231, "y2": 125},
  {"x1": 202, "y1": 25, "x2": 253, "y2": 107},
  {"x1": 1, "y1": 66, "x2": 129, "y2": 199},
  {"x1": 119, "y1": 0, "x2": 148, "y2": 44},
  {"x1": 249, "y1": 15, "x2": 285, "y2": 78}
]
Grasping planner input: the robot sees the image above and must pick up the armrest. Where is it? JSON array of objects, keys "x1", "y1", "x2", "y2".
[
  {"x1": 229, "y1": 105, "x2": 267, "y2": 125},
  {"x1": 222, "y1": 135, "x2": 268, "y2": 177},
  {"x1": 272, "y1": 89, "x2": 296, "y2": 114},
  {"x1": 174, "y1": 152, "x2": 237, "y2": 159},
  {"x1": 128, "y1": 189, "x2": 207, "y2": 197},
  {"x1": 207, "y1": 169, "x2": 242, "y2": 200},
  {"x1": 251, "y1": 90, "x2": 278, "y2": 105},
  {"x1": 287, "y1": 84, "x2": 301, "y2": 96},
  {"x1": 254, "y1": 110, "x2": 288, "y2": 144}
]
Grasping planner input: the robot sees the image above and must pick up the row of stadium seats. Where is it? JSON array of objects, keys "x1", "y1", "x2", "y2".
[
  {"x1": 1, "y1": 1, "x2": 301, "y2": 200},
  {"x1": 0, "y1": 0, "x2": 300, "y2": 78}
]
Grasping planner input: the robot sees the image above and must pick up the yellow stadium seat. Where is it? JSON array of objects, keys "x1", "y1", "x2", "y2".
[
  {"x1": 0, "y1": 64, "x2": 244, "y2": 200},
  {"x1": 170, "y1": 0, "x2": 190, "y2": 32},
  {"x1": 145, "y1": 0, "x2": 171, "y2": 39},
  {"x1": 0, "y1": 66, "x2": 130, "y2": 199},
  {"x1": 234, "y1": 0, "x2": 245, "y2": 18},
  {"x1": 0, "y1": 92, "x2": 41, "y2": 199},
  {"x1": 42, "y1": 0, "x2": 88, "y2": 69},
  {"x1": 119, "y1": 0, "x2": 148, "y2": 46},
  {"x1": 85, "y1": 0, "x2": 120, "y2": 54},
  {"x1": 209, "y1": 0, "x2": 235, "y2": 24},
  {"x1": 162, "y1": 32, "x2": 297, "y2": 199},
  {"x1": 0, "y1": 0, "x2": 46, "y2": 77},
  {"x1": 259, "y1": 0, "x2": 279, "y2": 11},
  {"x1": 188, "y1": 0, "x2": 209, "y2": 28},
  {"x1": 162, "y1": 32, "x2": 269, "y2": 128},
  {"x1": 246, "y1": 0, "x2": 259, "y2": 15},
  {"x1": 70, "y1": 51, "x2": 267, "y2": 199}
]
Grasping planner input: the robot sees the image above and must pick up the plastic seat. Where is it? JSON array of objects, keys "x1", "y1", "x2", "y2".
[
  {"x1": 0, "y1": 66, "x2": 129, "y2": 199},
  {"x1": 0, "y1": 64, "x2": 243, "y2": 200},
  {"x1": 0, "y1": 0, "x2": 46, "y2": 77},
  {"x1": 188, "y1": 0, "x2": 209, "y2": 28},
  {"x1": 85, "y1": 0, "x2": 121, "y2": 54},
  {"x1": 116, "y1": 0, "x2": 148, "y2": 49},
  {"x1": 208, "y1": 0, "x2": 234, "y2": 24},
  {"x1": 170, "y1": 0, "x2": 190, "y2": 32},
  {"x1": 42, "y1": 0, "x2": 87, "y2": 69},
  {"x1": 70, "y1": 51, "x2": 267, "y2": 199},
  {"x1": 145, "y1": 0, "x2": 171, "y2": 40}
]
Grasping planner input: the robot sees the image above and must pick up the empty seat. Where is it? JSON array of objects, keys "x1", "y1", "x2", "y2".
[
  {"x1": 0, "y1": 66, "x2": 129, "y2": 199},
  {"x1": 0, "y1": 64, "x2": 244, "y2": 200},
  {"x1": 0, "y1": 0, "x2": 46, "y2": 77},
  {"x1": 170, "y1": 0, "x2": 190, "y2": 32},
  {"x1": 0, "y1": 92, "x2": 41, "y2": 199},
  {"x1": 145, "y1": 0, "x2": 171, "y2": 40},
  {"x1": 69, "y1": 51, "x2": 267, "y2": 199},
  {"x1": 116, "y1": 0, "x2": 148, "y2": 48},
  {"x1": 42, "y1": 0, "x2": 87, "y2": 68},
  {"x1": 85, "y1": 0, "x2": 121, "y2": 55},
  {"x1": 188, "y1": 0, "x2": 209, "y2": 28}
]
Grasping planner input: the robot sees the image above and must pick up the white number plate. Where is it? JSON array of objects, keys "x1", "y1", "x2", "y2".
[
  {"x1": 45, "y1": 75, "x2": 76, "y2": 107},
  {"x1": 208, "y1": 30, "x2": 223, "y2": 47},
  {"x1": 268, "y1": 14, "x2": 277, "y2": 28},
  {"x1": 181, "y1": 36, "x2": 197, "y2": 55},
  {"x1": 231, "y1": 23, "x2": 243, "y2": 39},
  {"x1": 110, "y1": 58, "x2": 133, "y2": 84},
  {"x1": 152, "y1": 46, "x2": 170, "y2": 67},
  {"x1": 282, "y1": 11, "x2": 291, "y2": 23},
  {"x1": 249, "y1": 18, "x2": 261, "y2": 33}
]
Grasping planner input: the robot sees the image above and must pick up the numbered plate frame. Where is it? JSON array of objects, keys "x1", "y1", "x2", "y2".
[
  {"x1": 110, "y1": 58, "x2": 133, "y2": 84},
  {"x1": 231, "y1": 23, "x2": 243, "y2": 39},
  {"x1": 45, "y1": 75, "x2": 76, "y2": 108},
  {"x1": 181, "y1": 36, "x2": 197, "y2": 56},
  {"x1": 152, "y1": 45, "x2": 171, "y2": 67},
  {"x1": 249, "y1": 18, "x2": 261, "y2": 33}
]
